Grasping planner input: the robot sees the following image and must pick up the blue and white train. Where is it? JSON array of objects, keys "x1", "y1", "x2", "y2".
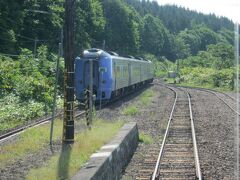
[{"x1": 75, "y1": 48, "x2": 154, "y2": 102}]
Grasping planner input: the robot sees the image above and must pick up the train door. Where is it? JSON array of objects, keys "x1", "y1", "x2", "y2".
[{"x1": 83, "y1": 59, "x2": 99, "y2": 95}]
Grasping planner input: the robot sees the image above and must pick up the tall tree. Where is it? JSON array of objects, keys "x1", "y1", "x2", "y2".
[
  {"x1": 102, "y1": 0, "x2": 142, "y2": 55},
  {"x1": 75, "y1": 0, "x2": 106, "y2": 54},
  {"x1": 141, "y1": 14, "x2": 169, "y2": 56},
  {"x1": 0, "y1": 0, "x2": 25, "y2": 54}
]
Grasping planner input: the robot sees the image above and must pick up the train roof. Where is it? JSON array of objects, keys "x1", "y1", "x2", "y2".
[{"x1": 82, "y1": 48, "x2": 152, "y2": 63}]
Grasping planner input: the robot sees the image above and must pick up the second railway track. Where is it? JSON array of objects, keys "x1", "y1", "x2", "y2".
[
  {"x1": 177, "y1": 85, "x2": 239, "y2": 115},
  {"x1": 0, "y1": 109, "x2": 85, "y2": 143}
]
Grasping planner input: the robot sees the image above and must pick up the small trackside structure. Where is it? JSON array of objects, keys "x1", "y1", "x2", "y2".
[{"x1": 72, "y1": 122, "x2": 139, "y2": 180}]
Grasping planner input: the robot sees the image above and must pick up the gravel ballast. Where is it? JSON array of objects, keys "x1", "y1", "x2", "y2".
[
  {"x1": 122, "y1": 84, "x2": 238, "y2": 179},
  {"x1": 187, "y1": 88, "x2": 236, "y2": 179}
]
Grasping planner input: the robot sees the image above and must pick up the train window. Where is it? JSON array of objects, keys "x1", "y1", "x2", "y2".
[
  {"x1": 121, "y1": 66, "x2": 123, "y2": 78},
  {"x1": 124, "y1": 66, "x2": 128, "y2": 75},
  {"x1": 116, "y1": 66, "x2": 120, "y2": 78}
]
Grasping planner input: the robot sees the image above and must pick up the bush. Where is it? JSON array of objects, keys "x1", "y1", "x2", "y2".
[
  {"x1": 0, "y1": 45, "x2": 64, "y2": 132},
  {"x1": 179, "y1": 67, "x2": 234, "y2": 90},
  {"x1": 211, "y1": 68, "x2": 234, "y2": 89}
]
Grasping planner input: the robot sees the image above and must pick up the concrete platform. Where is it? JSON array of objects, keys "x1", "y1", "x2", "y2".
[{"x1": 72, "y1": 122, "x2": 139, "y2": 180}]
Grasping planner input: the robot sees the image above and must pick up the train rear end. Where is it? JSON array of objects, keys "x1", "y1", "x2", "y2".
[{"x1": 75, "y1": 49, "x2": 113, "y2": 103}]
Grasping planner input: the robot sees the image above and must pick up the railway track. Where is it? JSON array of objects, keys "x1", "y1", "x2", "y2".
[
  {"x1": 175, "y1": 85, "x2": 239, "y2": 115},
  {"x1": 137, "y1": 84, "x2": 202, "y2": 180},
  {"x1": 0, "y1": 109, "x2": 85, "y2": 143}
]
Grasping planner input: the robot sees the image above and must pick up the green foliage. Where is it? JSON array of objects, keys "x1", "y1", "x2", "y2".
[
  {"x1": 103, "y1": 0, "x2": 142, "y2": 54},
  {"x1": 178, "y1": 41, "x2": 235, "y2": 90},
  {"x1": 0, "y1": 94, "x2": 44, "y2": 131},
  {"x1": 0, "y1": 45, "x2": 63, "y2": 132},
  {"x1": 207, "y1": 43, "x2": 234, "y2": 69},
  {"x1": 140, "y1": 89, "x2": 154, "y2": 105},
  {"x1": 218, "y1": 28, "x2": 234, "y2": 44},
  {"x1": 211, "y1": 68, "x2": 234, "y2": 89},
  {"x1": 179, "y1": 67, "x2": 234, "y2": 91},
  {"x1": 124, "y1": 1, "x2": 233, "y2": 33},
  {"x1": 175, "y1": 24, "x2": 219, "y2": 57},
  {"x1": 141, "y1": 14, "x2": 167, "y2": 56},
  {"x1": 180, "y1": 43, "x2": 234, "y2": 69},
  {"x1": 173, "y1": 36, "x2": 191, "y2": 59},
  {"x1": 122, "y1": 105, "x2": 138, "y2": 116},
  {"x1": 153, "y1": 57, "x2": 177, "y2": 77},
  {"x1": 180, "y1": 67, "x2": 215, "y2": 85},
  {"x1": 75, "y1": 0, "x2": 106, "y2": 53},
  {"x1": 139, "y1": 133, "x2": 153, "y2": 144}
]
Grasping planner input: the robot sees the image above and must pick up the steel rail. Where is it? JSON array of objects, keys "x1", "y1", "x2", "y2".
[
  {"x1": 184, "y1": 88, "x2": 202, "y2": 179},
  {"x1": 166, "y1": 84, "x2": 240, "y2": 115},
  {"x1": 181, "y1": 86, "x2": 240, "y2": 116},
  {"x1": 177, "y1": 85, "x2": 237, "y2": 101},
  {"x1": 151, "y1": 84, "x2": 177, "y2": 180},
  {"x1": 204, "y1": 89, "x2": 240, "y2": 116}
]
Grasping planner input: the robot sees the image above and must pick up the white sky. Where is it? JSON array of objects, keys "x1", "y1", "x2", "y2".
[{"x1": 154, "y1": 0, "x2": 240, "y2": 23}]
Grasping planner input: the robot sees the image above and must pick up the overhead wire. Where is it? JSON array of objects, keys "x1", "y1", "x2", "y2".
[{"x1": 0, "y1": 25, "x2": 58, "y2": 42}]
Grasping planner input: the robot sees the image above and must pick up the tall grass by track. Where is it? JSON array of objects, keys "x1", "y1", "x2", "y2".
[
  {"x1": 140, "y1": 89, "x2": 154, "y2": 105},
  {"x1": 139, "y1": 133, "x2": 154, "y2": 144},
  {"x1": 26, "y1": 120, "x2": 123, "y2": 180},
  {"x1": 176, "y1": 82, "x2": 232, "y2": 92},
  {"x1": 0, "y1": 118, "x2": 124, "y2": 180},
  {"x1": 122, "y1": 89, "x2": 154, "y2": 116},
  {"x1": 0, "y1": 120, "x2": 63, "y2": 169},
  {"x1": 122, "y1": 105, "x2": 138, "y2": 115},
  {"x1": 163, "y1": 77, "x2": 233, "y2": 92},
  {"x1": 0, "y1": 94, "x2": 63, "y2": 133}
]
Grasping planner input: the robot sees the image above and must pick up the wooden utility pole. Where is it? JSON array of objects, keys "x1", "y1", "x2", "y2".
[{"x1": 63, "y1": 0, "x2": 75, "y2": 143}]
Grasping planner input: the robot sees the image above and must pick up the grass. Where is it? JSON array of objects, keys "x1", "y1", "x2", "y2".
[
  {"x1": 161, "y1": 77, "x2": 233, "y2": 92},
  {"x1": 26, "y1": 120, "x2": 124, "y2": 180},
  {"x1": 163, "y1": 76, "x2": 233, "y2": 92},
  {"x1": 140, "y1": 89, "x2": 154, "y2": 105},
  {"x1": 121, "y1": 89, "x2": 154, "y2": 116},
  {"x1": 122, "y1": 105, "x2": 138, "y2": 116},
  {"x1": 139, "y1": 133, "x2": 154, "y2": 144},
  {"x1": 176, "y1": 81, "x2": 232, "y2": 92},
  {"x1": 0, "y1": 119, "x2": 63, "y2": 169}
]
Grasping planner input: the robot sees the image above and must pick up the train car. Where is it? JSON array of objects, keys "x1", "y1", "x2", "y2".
[{"x1": 75, "y1": 48, "x2": 154, "y2": 102}]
